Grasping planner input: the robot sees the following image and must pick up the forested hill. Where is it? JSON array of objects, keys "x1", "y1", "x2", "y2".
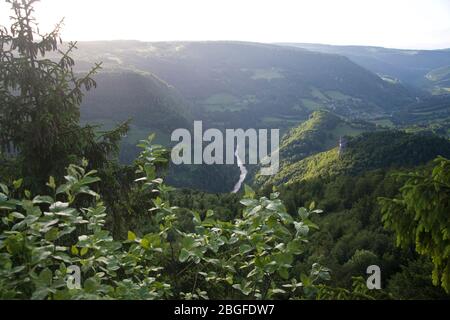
[
  {"x1": 254, "y1": 110, "x2": 376, "y2": 186},
  {"x1": 73, "y1": 41, "x2": 415, "y2": 131},
  {"x1": 278, "y1": 110, "x2": 376, "y2": 164},
  {"x1": 280, "y1": 43, "x2": 450, "y2": 91},
  {"x1": 80, "y1": 71, "x2": 192, "y2": 163},
  {"x1": 262, "y1": 130, "x2": 450, "y2": 186},
  {"x1": 82, "y1": 72, "x2": 191, "y2": 131},
  {"x1": 73, "y1": 41, "x2": 418, "y2": 192}
]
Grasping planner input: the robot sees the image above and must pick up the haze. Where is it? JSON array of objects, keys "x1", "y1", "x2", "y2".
[{"x1": 1, "y1": 0, "x2": 450, "y2": 49}]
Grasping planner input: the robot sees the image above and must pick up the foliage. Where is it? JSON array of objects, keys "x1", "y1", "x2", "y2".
[
  {"x1": 315, "y1": 276, "x2": 390, "y2": 300},
  {"x1": 264, "y1": 130, "x2": 450, "y2": 186},
  {"x1": 379, "y1": 156, "x2": 450, "y2": 293},
  {"x1": 270, "y1": 167, "x2": 449, "y2": 299},
  {"x1": 1, "y1": 0, "x2": 448, "y2": 301},
  {"x1": 0, "y1": 135, "x2": 328, "y2": 299}
]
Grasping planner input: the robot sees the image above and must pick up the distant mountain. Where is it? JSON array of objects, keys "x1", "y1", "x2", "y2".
[
  {"x1": 72, "y1": 41, "x2": 423, "y2": 192},
  {"x1": 262, "y1": 130, "x2": 450, "y2": 186},
  {"x1": 425, "y1": 66, "x2": 450, "y2": 94},
  {"x1": 392, "y1": 94, "x2": 450, "y2": 125},
  {"x1": 279, "y1": 43, "x2": 450, "y2": 91},
  {"x1": 73, "y1": 41, "x2": 414, "y2": 132}
]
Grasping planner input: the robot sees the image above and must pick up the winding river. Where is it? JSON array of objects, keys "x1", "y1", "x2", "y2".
[{"x1": 232, "y1": 145, "x2": 248, "y2": 193}]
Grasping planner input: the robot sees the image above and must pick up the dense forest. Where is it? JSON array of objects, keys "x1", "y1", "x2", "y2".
[{"x1": 0, "y1": 0, "x2": 449, "y2": 300}]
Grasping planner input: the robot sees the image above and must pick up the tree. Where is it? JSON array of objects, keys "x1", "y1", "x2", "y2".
[
  {"x1": 379, "y1": 156, "x2": 450, "y2": 293},
  {"x1": 0, "y1": 0, "x2": 128, "y2": 190}
]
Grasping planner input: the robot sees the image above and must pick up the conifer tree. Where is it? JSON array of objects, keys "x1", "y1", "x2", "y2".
[{"x1": 0, "y1": 0, "x2": 128, "y2": 189}]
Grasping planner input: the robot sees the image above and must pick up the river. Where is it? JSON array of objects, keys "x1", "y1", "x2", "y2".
[{"x1": 232, "y1": 145, "x2": 248, "y2": 193}]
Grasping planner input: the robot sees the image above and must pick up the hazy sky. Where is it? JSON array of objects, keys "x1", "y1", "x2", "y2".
[{"x1": 1, "y1": 0, "x2": 450, "y2": 49}]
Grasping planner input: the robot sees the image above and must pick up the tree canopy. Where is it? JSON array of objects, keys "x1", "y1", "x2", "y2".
[{"x1": 0, "y1": 0, "x2": 128, "y2": 190}]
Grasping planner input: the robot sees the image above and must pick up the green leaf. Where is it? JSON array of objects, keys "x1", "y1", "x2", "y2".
[
  {"x1": 278, "y1": 267, "x2": 290, "y2": 280},
  {"x1": 9, "y1": 212, "x2": 24, "y2": 219},
  {"x1": 127, "y1": 231, "x2": 136, "y2": 241},
  {"x1": 179, "y1": 248, "x2": 190, "y2": 263},
  {"x1": 32, "y1": 196, "x2": 54, "y2": 204},
  {"x1": 294, "y1": 221, "x2": 309, "y2": 237},
  {"x1": 13, "y1": 179, "x2": 23, "y2": 190},
  {"x1": 31, "y1": 287, "x2": 50, "y2": 300},
  {"x1": 79, "y1": 176, "x2": 101, "y2": 186},
  {"x1": 240, "y1": 199, "x2": 257, "y2": 207},
  {"x1": 270, "y1": 288, "x2": 286, "y2": 294},
  {"x1": 56, "y1": 184, "x2": 70, "y2": 195},
  {"x1": 84, "y1": 278, "x2": 99, "y2": 293},
  {"x1": 0, "y1": 183, "x2": 8, "y2": 195},
  {"x1": 244, "y1": 184, "x2": 255, "y2": 198},
  {"x1": 181, "y1": 237, "x2": 197, "y2": 250},
  {"x1": 303, "y1": 219, "x2": 319, "y2": 230},
  {"x1": 140, "y1": 238, "x2": 150, "y2": 249},
  {"x1": 47, "y1": 176, "x2": 56, "y2": 190},
  {"x1": 298, "y1": 207, "x2": 309, "y2": 220},
  {"x1": 147, "y1": 133, "x2": 156, "y2": 143},
  {"x1": 71, "y1": 245, "x2": 79, "y2": 255},
  {"x1": 287, "y1": 240, "x2": 303, "y2": 254},
  {"x1": 80, "y1": 247, "x2": 89, "y2": 257},
  {"x1": 266, "y1": 202, "x2": 283, "y2": 211},
  {"x1": 54, "y1": 208, "x2": 77, "y2": 217},
  {"x1": 39, "y1": 268, "x2": 53, "y2": 286},
  {"x1": 239, "y1": 244, "x2": 252, "y2": 255},
  {"x1": 45, "y1": 228, "x2": 59, "y2": 241}
]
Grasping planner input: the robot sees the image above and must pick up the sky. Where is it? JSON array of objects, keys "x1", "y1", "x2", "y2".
[{"x1": 1, "y1": 0, "x2": 450, "y2": 50}]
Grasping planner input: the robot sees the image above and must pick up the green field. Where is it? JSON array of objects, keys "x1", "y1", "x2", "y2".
[
  {"x1": 370, "y1": 118, "x2": 395, "y2": 128},
  {"x1": 250, "y1": 68, "x2": 284, "y2": 80},
  {"x1": 201, "y1": 93, "x2": 254, "y2": 112},
  {"x1": 325, "y1": 90, "x2": 353, "y2": 101},
  {"x1": 310, "y1": 87, "x2": 328, "y2": 100}
]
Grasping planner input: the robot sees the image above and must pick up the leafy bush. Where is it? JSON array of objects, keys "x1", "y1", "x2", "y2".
[{"x1": 0, "y1": 136, "x2": 328, "y2": 300}]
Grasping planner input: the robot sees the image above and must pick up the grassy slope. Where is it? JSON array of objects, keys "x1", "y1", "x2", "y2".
[
  {"x1": 254, "y1": 110, "x2": 376, "y2": 185},
  {"x1": 264, "y1": 130, "x2": 450, "y2": 186}
]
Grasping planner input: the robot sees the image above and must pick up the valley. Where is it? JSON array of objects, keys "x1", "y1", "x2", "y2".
[
  {"x1": 73, "y1": 41, "x2": 450, "y2": 298},
  {"x1": 1, "y1": 1, "x2": 450, "y2": 300},
  {"x1": 72, "y1": 40, "x2": 438, "y2": 192}
]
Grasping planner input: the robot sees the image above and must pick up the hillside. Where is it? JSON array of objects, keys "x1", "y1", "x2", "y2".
[
  {"x1": 254, "y1": 110, "x2": 376, "y2": 185},
  {"x1": 278, "y1": 110, "x2": 375, "y2": 164},
  {"x1": 393, "y1": 95, "x2": 450, "y2": 126},
  {"x1": 75, "y1": 42, "x2": 443, "y2": 193},
  {"x1": 74, "y1": 42, "x2": 418, "y2": 193},
  {"x1": 426, "y1": 66, "x2": 450, "y2": 94},
  {"x1": 80, "y1": 71, "x2": 240, "y2": 192},
  {"x1": 280, "y1": 43, "x2": 450, "y2": 90},
  {"x1": 81, "y1": 71, "x2": 193, "y2": 163},
  {"x1": 71, "y1": 41, "x2": 414, "y2": 131},
  {"x1": 262, "y1": 130, "x2": 450, "y2": 186}
]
